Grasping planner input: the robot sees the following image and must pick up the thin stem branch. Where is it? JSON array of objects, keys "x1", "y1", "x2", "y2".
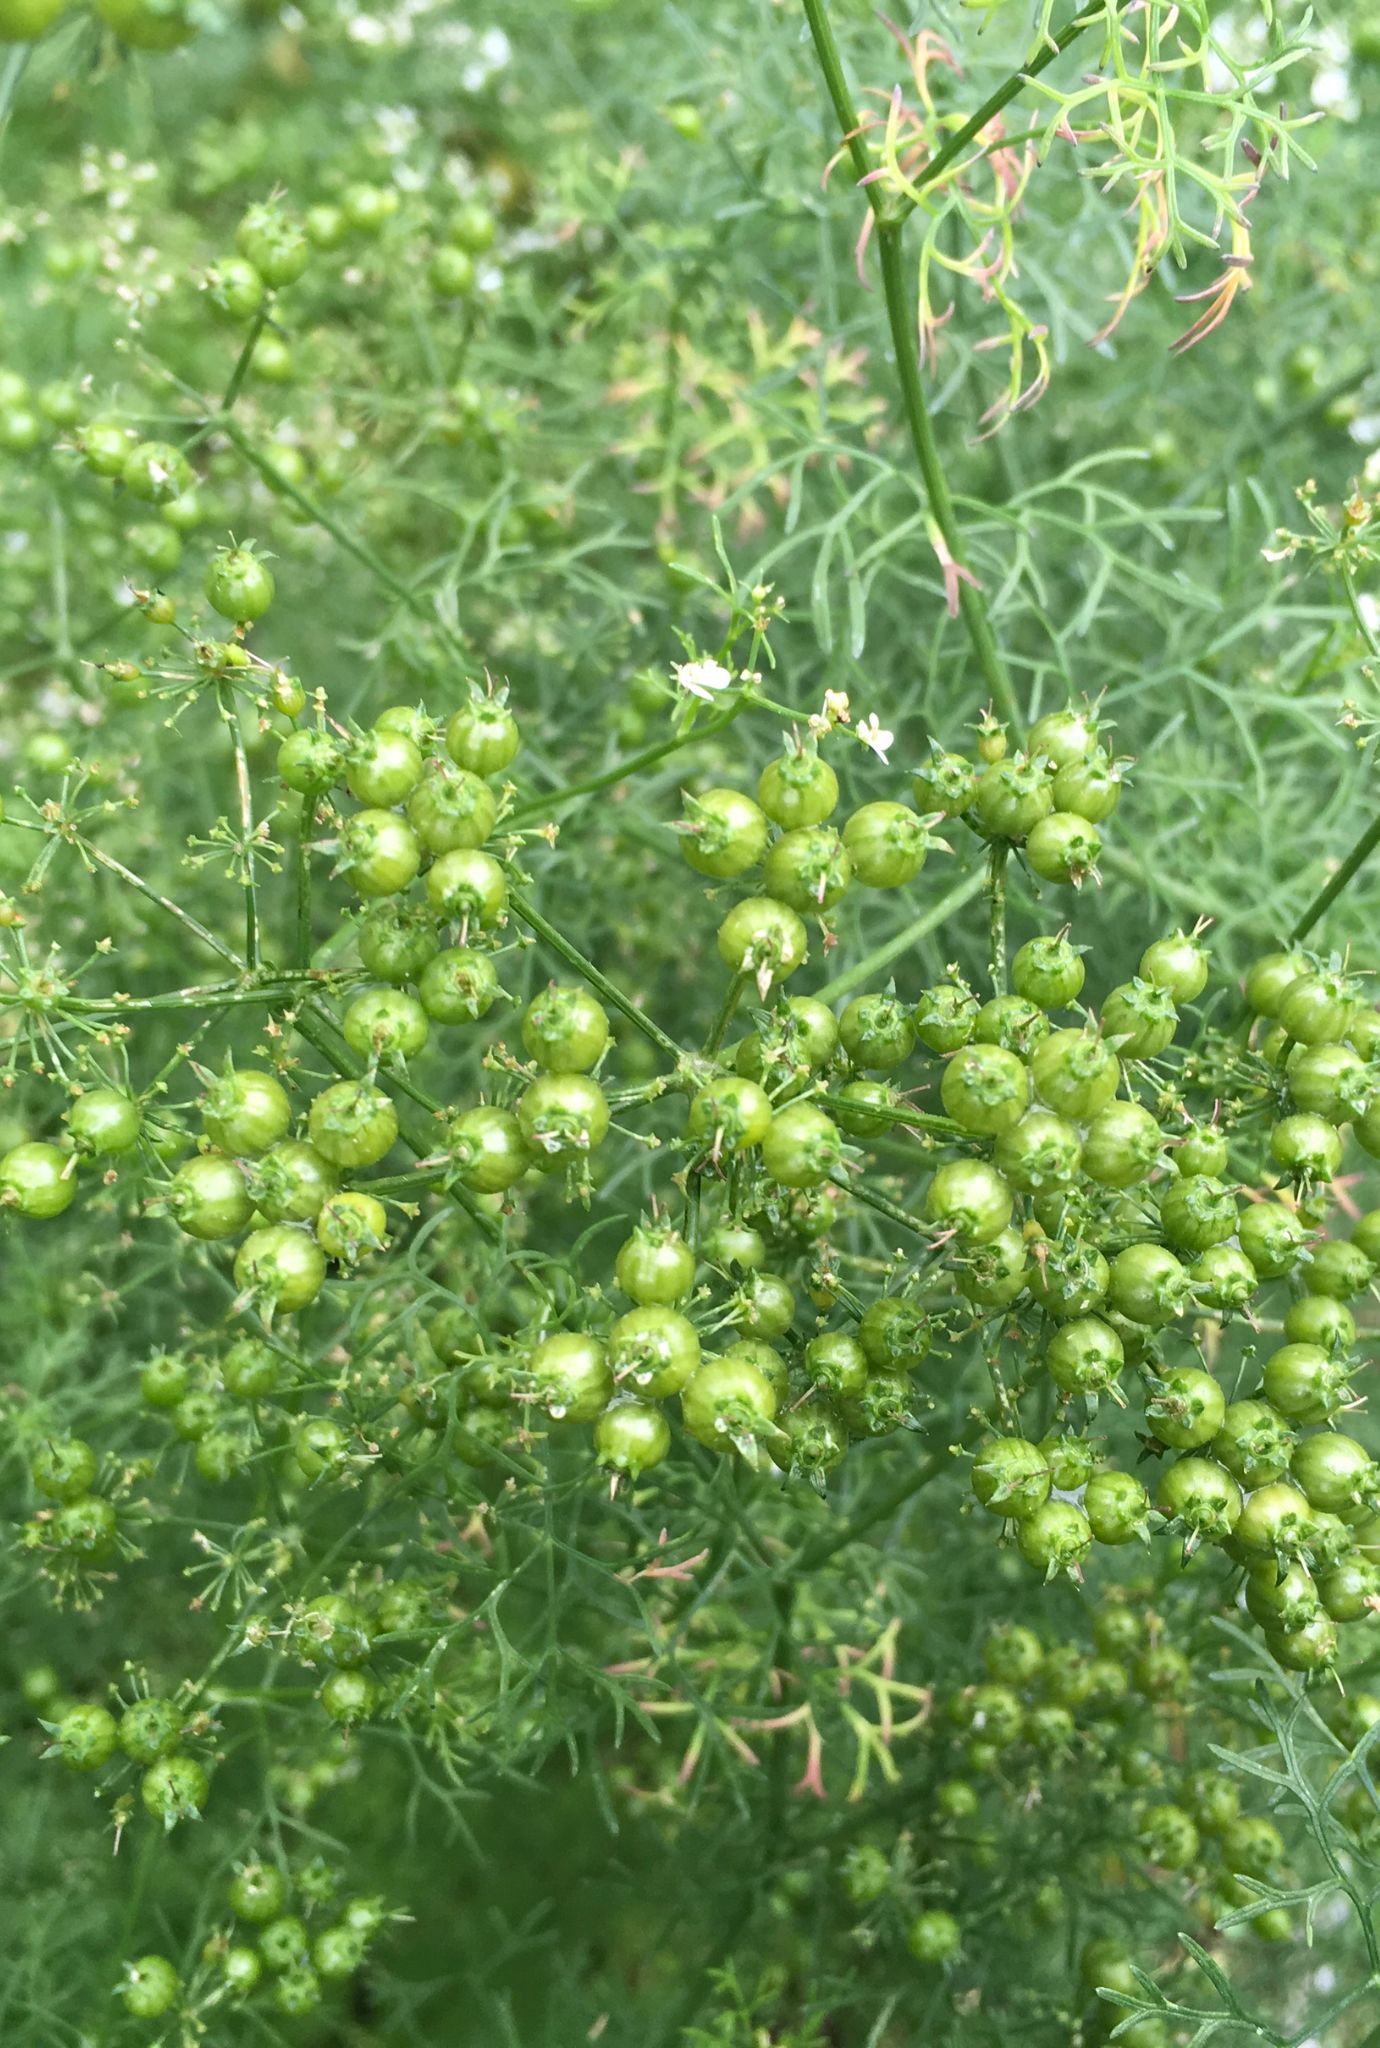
[
  {"x1": 1342, "y1": 562, "x2": 1380, "y2": 661},
  {"x1": 352, "y1": 1165, "x2": 450, "y2": 1201},
  {"x1": 894, "y1": 2, "x2": 1121, "y2": 222},
  {"x1": 0, "y1": 44, "x2": 29, "y2": 143},
  {"x1": 220, "y1": 303, "x2": 270, "y2": 414},
  {"x1": 0, "y1": 603, "x2": 130, "y2": 687},
  {"x1": 48, "y1": 492, "x2": 72, "y2": 665},
  {"x1": 789, "y1": 1412, "x2": 989, "y2": 1575},
  {"x1": 1301, "y1": 1983, "x2": 1380, "y2": 2048},
  {"x1": 821, "y1": 1091, "x2": 960, "y2": 1141},
  {"x1": 64, "y1": 976, "x2": 342, "y2": 1017},
  {"x1": 294, "y1": 795, "x2": 317, "y2": 968},
  {"x1": 813, "y1": 870, "x2": 985, "y2": 1001},
  {"x1": 830, "y1": 1171, "x2": 931, "y2": 1242},
  {"x1": 506, "y1": 700, "x2": 745, "y2": 828},
  {"x1": 219, "y1": 420, "x2": 469, "y2": 667},
  {"x1": 294, "y1": 1002, "x2": 503, "y2": 1243},
  {"x1": 988, "y1": 842, "x2": 1008, "y2": 996},
  {"x1": 77, "y1": 836, "x2": 242, "y2": 973},
  {"x1": 218, "y1": 683, "x2": 260, "y2": 970},
  {"x1": 703, "y1": 973, "x2": 747, "y2": 1058},
  {"x1": 507, "y1": 886, "x2": 686, "y2": 1066}
]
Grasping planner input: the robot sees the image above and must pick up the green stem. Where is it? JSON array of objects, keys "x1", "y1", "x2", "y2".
[
  {"x1": 506, "y1": 700, "x2": 745, "y2": 828},
  {"x1": 813, "y1": 870, "x2": 986, "y2": 1001},
  {"x1": 294, "y1": 1003, "x2": 502, "y2": 1243},
  {"x1": 1291, "y1": 811, "x2": 1380, "y2": 945},
  {"x1": 767, "y1": 1576, "x2": 798, "y2": 1829},
  {"x1": 1312, "y1": 1985, "x2": 1380, "y2": 2048},
  {"x1": 821, "y1": 1090, "x2": 960, "y2": 1141},
  {"x1": 988, "y1": 842, "x2": 1008, "y2": 996},
  {"x1": 655, "y1": 272, "x2": 692, "y2": 525},
  {"x1": 703, "y1": 972, "x2": 747, "y2": 1058},
  {"x1": 0, "y1": 603, "x2": 130, "y2": 686},
  {"x1": 506, "y1": 886, "x2": 686, "y2": 1066},
  {"x1": 1341, "y1": 562, "x2": 1380, "y2": 661},
  {"x1": 76, "y1": 835, "x2": 242, "y2": 973},
  {"x1": 220, "y1": 304, "x2": 270, "y2": 413},
  {"x1": 875, "y1": 226, "x2": 1019, "y2": 728},
  {"x1": 449, "y1": 299, "x2": 479, "y2": 383},
  {"x1": 800, "y1": 0, "x2": 1020, "y2": 729},
  {"x1": 353, "y1": 1165, "x2": 450, "y2": 1200},
  {"x1": 893, "y1": 2, "x2": 1120, "y2": 222},
  {"x1": 684, "y1": 1167, "x2": 703, "y2": 1256},
  {"x1": 831, "y1": 1171, "x2": 931, "y2": 1242},
  {"x1": 218, "y1": 683, "x2": 260, "y2": 970},
  {"x1": 1099, "y1": 844, "x2": 1218, "y2": 923},
  {"x1": 294, "y1": 795, "x2": 317, "y2": 968},
  {"x1": 64, "y1": 976, "x2": 342, "y2": 1017},
  {"x1": 220, "y1": 419, "x2": 460, "y2": 656},
  {"x1": 789, "y1": 1413, "x2": 988, "y2": 1575},
  {"x1": 407, "y1": 286, "x2": 444, "y2": 391},
  {"x1": 800, "y1": 0, "x2": 876, "y2": 191}
]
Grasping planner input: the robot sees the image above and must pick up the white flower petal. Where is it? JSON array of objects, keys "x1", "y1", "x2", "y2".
[{"x1": 672, "y1": 658, "x2": 733, "y2": 701}]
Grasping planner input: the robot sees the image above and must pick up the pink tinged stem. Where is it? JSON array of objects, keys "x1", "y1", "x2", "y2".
[
  {"x1": 929, "y1": 528, "x2": 982, "y2": 618},
  {"x1": 794, "y1": 1717, "x2": 828, "y2": 1799}
]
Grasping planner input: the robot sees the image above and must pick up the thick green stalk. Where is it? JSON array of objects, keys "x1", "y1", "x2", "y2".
[
  {"x1": 801, "y1": 0, "x2": 877, "y2": 191},
  {"x1": 873, "y1": 227, "x2": 1019, "y2": 728},
  {"x1": 800, "y1": 0, "x2": 1021, "y2": 732},
  {"x1": 1291, "y1": 812, "x2": 1380, "y2": 945}
]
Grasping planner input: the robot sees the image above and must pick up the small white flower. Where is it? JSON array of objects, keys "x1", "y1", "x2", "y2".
[
  {"x1": 856, "y1": 714, "x2": 894, "y2": 761},
  {"x1": 673, "y1": 658, "x2": 733, "y2": 701},
  {"x1": 821, "y1": 688, "x2": 851, "y2": 725}
]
